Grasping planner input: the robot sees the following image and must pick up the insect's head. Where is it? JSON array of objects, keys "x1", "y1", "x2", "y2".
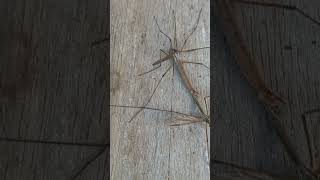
[{"x1": 172, "y1": 48, "x2": 179, "y2": 53}]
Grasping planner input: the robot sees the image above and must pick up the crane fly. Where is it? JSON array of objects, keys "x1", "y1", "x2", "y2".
[{"x1": 110, "y1": 8, "x2": 210, "y2": 127}]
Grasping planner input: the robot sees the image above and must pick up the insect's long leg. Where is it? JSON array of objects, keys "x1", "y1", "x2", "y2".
[
  {"x1": 178, "y1": 46, "x2": 210, "y2": 53},
  {"x1": 204, "y1": 96, "x2": 210, "y2": 115},
  {"x1": 137, "y1": 49, "x2": 168, "y2": 76},
  {"x1": 110, "y1": 104, "x2": 199, "y2": 118},
  {"x1": 235, "y1": 0, "x2": 320, "y2": 27},
  {"x1": 202, "y1": 95, "x2": 210, "y2": 161},
  {"x1": 180, "y1": 8, "x2": 203, "y2": 51},
  {"x1": 111, "y1": 104, "x2": 210, "y2": 128},
  {"x1": 137, "y1": 64, "x2": 161, "y2": 76},
  {"x1": 129, "y1": 64, "x2": 173, "y2": 122},
  {"x1": 180, "y1": 60, "x2": 210, "y2": 70},
  {"x1": 154, "y1": 16, "x2": 173, "y2": 48},
  {"x1": 170, "y1": 120, "x2": 204, "y2": 126}
]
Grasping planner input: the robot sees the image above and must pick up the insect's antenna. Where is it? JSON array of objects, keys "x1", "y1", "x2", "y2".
[
  {"x1": 236, "y1": 0, "x2": 320, "y2": 27},
  {"x1": 129, "y1": 64, "x2": 173, "y2": 122},
  {"x1": 154, "y1": 16, "x2": 173, "y2": 48},
  {"x1": 180, "y1": 8, "x2": 203, "y2": 51}
]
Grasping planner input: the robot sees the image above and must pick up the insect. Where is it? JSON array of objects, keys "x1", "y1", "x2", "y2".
[
  {"x1": 112, "y1": 8, "x2": 211, "y2": 127},
  {"x1": 212, "y1": 0, "x2": 320, "y2": 179}
]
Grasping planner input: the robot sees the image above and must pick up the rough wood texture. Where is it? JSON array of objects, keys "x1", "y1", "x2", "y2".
[
  {"x1": 0, "y1": 0, "x2": 109, "y2": 179},
  {"x1": 110, "y1": 0, "x2": 210, "y2": 179},
  {"x1": 211, "y1": 0, "x2": 320, "y2": 179}
]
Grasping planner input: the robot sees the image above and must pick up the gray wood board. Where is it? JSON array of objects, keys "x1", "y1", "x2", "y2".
[
  {"x1": 0, "y1": 0, "x2": 109, "y2": 179},
  {"x1": 110, "y1": 0, "x2": 210, "y2": 179},
  {"x1": 211, "y1": 0, "x2": 320, "y2": 179}
]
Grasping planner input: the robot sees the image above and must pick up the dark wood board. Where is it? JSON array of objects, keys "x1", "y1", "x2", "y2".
[
  {"x1": 211, "y1": 0, "x2": 320, "y2": 179},
  {"x1": 0, "y1": 0, "x2": 109, "y2": 179}
]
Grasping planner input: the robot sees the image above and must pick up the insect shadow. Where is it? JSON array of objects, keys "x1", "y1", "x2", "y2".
[{"x1": 212, "y1": 0, "x2": 320, "y2": 179}]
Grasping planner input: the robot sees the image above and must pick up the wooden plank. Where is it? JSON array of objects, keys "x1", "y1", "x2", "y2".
[
  {"x1": 211, "y1": 0, "x2": 320, "y2": 179},
  {"x1": 110, "y1": 0, "x2": 210, "y2": 179},
  {"x1": 0, "y1": 0, "x2": 109, "y2": 179}
]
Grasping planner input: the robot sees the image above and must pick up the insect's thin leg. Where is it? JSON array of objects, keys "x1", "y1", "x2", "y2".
[
  {"x1": 204, "y1": 96, "x2": 210, "y2": 115},
  {"x1": 129, "y1": 64, "x2": 173, "y2": 122},
  {"x1": 170, "y1": 119, "x2": 204, "y2": 126},
  {"x1": 137, "y1": 64, "x2": 161, "y2": 76},
  {"x1": 180, "y1": 60, "x2": 210, "y2": 70},
  {"x1": 110, "y1": 104, "x2": 202, "y2": 122},
  {"x1": 235, "y1": 0, "x2": 320, "y2": 27},
  {"x1": 180, "y1": 8, "x2": 203, "y2": 51},
  {"x1": 205, "y1": 125, "x2": 209, "y2": 162},
  {"x1": 202, "y1": 95, "x2": 210, "y2": 160},
  {"x1": 154, "y1": 16, "x2": 173, "y2": 48},
  {"x1": 137, "y1": 49, "x2": 169, "y2": 76},
  {"x1": 70, "y1": 145, "x2": 108, "y2": 180},
  {"x1": 178, "y1": 46, "x2": 210, "y2": 53}
]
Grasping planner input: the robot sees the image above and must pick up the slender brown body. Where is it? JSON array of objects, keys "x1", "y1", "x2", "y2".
[{"x1": 152, "y1": 47, "x2": 209, "y2": 122}]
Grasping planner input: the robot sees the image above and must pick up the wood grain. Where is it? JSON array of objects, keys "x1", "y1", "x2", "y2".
[
  {"x1": 110, "y1": 0, "x2": 210, "y2": 179},
  {"x1": 0, "y1": 0, "x2": 109, "y2": 179}
]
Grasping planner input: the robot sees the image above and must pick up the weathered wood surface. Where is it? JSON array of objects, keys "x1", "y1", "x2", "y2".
[
  {"x1": 211, "y1": 0, "x2": 320, "y2": 179},
  {"x1": 110, "y1": 0, "x2": 210, "y2": 179},
  {"x1": 0, "y1": 0, "x2": 109, "y2": 179}
]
